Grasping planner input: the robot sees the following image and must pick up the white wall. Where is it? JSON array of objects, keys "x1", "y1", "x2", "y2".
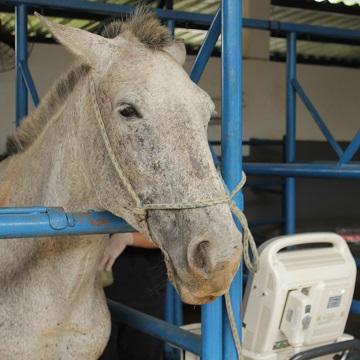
[
  {"x1": 1, "y1": 42, "x2": 360, "y2": 152},
  {"x1": 186, "y1": 55, "x2": 360, "y2": 145}
]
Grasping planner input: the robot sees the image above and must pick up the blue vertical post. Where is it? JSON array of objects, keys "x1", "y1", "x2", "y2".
[
  {"x1": 167, "y1": 19, "x2": 175, "y2": 38},
  {"x1": 165, "y1": 0, "x2": 175, "y2": 38},
  {"x1": 221, "y1": 0, "x2": 243, "y2": 359},
  {"x1": 15, "y1": 4, "x2": 28, "y2": 126},
  {"x1": 202, "y1": 299, "x2": 223, "y2": 359},
  {"x1": 285, "y1": 32, "x2": 297, "y2": 235},
  {"x1": 164, "y1": 281, "x2": 181, "y2": 357},
  {"x1": 188, "y1": 7, "x2": 223, "y2": 360}
]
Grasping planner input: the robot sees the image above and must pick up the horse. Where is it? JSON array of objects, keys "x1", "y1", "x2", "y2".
[{"x1": 0, "y1": 8, "x2": 242, "y2": 359}]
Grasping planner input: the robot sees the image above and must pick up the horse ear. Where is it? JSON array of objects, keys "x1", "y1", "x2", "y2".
[
  {"x1": 163, "y1": 40, "x2": 186, "y2": 66},
  {"x1": 34, "y1": 12, "x2": 115, "y2": 67}
]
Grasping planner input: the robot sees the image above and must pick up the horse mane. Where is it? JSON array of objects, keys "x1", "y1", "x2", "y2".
[
  {"x1": 0, "y1": 7, "x2": 171, "y2": 161},
  {"x1": 1, "y1": 63, "x2": 89, "y2": 161}
]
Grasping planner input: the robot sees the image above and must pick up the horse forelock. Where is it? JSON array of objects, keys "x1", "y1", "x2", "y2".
[{"x1": 102, "y1": 6, "x2": 172, "y2": 50}]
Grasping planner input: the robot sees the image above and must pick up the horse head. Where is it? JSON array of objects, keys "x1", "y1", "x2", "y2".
[{"x1": 37, "y1": 9, "x2": 242, "y2": 305}]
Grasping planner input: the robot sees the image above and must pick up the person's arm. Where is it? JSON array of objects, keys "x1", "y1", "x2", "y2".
[
  {"x1": 98, "y1": 232, "x2": 157, "y2": 271},
  {"x1": 131, "y1": 232, "x2": 158, "y2": 249}
]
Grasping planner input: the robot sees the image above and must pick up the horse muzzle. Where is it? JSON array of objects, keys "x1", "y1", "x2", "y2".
[{"x1": 164, "y1": 237, "x2": 242, "y2": 305}]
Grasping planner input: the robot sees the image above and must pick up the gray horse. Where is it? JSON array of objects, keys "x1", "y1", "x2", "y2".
[{"x1": 0, "y1": 9, "x2": 242, "y2": 359}]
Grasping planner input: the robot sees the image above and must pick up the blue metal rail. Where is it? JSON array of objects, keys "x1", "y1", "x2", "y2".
[
  {"x1": 3, "y1": 0, "x2": 213, "y2": 24},
  {"x1": 1, "y1": 0, "x2": 360, "y2": 358},
  {"x1": 243, "y1": 162, "x2": 360, "y2": 179},
  {"x1": 0, "y1": 207, "x2": 133, "y2": 238},
  {"x1": 108, "y1": 299, "x2": 202, "y2": 356},
  {"x1": 221, "y1": 2, "x2": 243, "y2": 358}
]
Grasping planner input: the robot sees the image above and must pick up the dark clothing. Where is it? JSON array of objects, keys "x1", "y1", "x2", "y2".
[{"x1": 100, "y1": 246, "x2": 167, "y2": 360}]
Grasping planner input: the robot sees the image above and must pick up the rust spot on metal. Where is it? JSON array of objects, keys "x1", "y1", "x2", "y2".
[
  {"x1": 76, "y1": 220, "x2": 85, "y2": 224},
  {"x1": 97, "y1": 218, "x2": 110, "y2": 225},
  {"x1": 89, "y1": 218, "x2": 110, "y2": 226},
  {"x1": 90, "y1": 220, "x2": 100, "y2": 227}
]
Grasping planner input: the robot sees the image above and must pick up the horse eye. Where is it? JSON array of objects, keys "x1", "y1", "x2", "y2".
[{"x1": 118, "y1": 104, "x2": 138, "y2": 118}]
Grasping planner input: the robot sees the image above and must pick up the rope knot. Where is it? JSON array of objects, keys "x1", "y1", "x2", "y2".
[{"x1": 133, "y1": 207, "x2": 147, "y2": 222}]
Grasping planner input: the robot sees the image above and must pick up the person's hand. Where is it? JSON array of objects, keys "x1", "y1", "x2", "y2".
[{"x1": 98, "y1": 233, "x2": 134, "y2": 271}]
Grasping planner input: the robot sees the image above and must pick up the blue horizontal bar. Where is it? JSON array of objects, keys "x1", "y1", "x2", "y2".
[
  {"x1": 350, "y1": 299, "x2": 360, "y2": 317},
  {"x1": 243, "y1": 163, "x2": 360, "y2": 179},
  {"x1": 243, "y1": 18, "x2": 360, "y2": 42},
  {"x1": 6, "y1": 0, "x2": 360, "y2": 43},
  {"x1": 0, "y1": 206, "x2": 47, "y2": 214},
  {"x1": 2, "y1": 0, "x2": 213, "y2": 24},
  {"x1": 0, "y1": 208, "x2": 134, "y2": 238},
  {"x1": 210, "y1": 139, "x2": 285, "y2": 146},
  {"x1": 4, "y1": 1, "x2": 360, "y2": 45},
  {"x1": 107, "y1": 299, "x2": 201, "y2": 356}
]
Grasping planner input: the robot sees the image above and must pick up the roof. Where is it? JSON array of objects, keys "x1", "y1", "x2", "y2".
[
  {"x1": 0, "y1": 1, "x2": 219, "y2": 46},
  {"x1": 1, "y1": 0, "x2": 360, "y2": 70},
  {"x1": 271, "y1": 1, "x2": 360, "y2": 67}
]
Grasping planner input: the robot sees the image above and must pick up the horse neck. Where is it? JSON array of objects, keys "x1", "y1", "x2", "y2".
[{"x1": 4, "y1": 75, "x2": 101, "y2": 212}]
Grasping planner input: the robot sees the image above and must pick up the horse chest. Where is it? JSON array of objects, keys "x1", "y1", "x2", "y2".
[{"x1": 0, "y1": 236, "x2": 110, "y2": 359}]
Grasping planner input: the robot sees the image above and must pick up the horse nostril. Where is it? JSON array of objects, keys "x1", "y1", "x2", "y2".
[{"x1": 189, "y1": 240, "x2": 215, "y2": 279}]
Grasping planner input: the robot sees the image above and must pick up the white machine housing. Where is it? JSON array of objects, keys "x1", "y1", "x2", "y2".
[{"x1": 242, "y1": 233, "x2": 356, "y2": 360}]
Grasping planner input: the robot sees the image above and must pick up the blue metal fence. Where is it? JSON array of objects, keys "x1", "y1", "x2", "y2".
[{"x1": 0, "y1": 0, "x2": 359, "y2": 358}]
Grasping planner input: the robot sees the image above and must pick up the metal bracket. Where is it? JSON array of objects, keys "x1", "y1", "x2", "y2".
[{"x1": 46, "y1": 207, "x2": 68, "y2": 230}]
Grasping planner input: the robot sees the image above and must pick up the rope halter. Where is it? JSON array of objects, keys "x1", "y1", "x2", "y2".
[
  {"x1": 89, "y1": 72, "x2": 259, "y2": 273},
  {"x1": 89, "y1": 72, "x2": 259, "y2": 358}
]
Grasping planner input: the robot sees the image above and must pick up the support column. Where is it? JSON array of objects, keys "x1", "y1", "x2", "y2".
[
  {"x1": 285, "y1": 32, "x2": 297, "y2": 234},
  {"x1": 15, "y1": 4, "x2": 28, "y2": 126},
  {"x1": 222, "y1": 0, "x2": 243, "y2": 358}
]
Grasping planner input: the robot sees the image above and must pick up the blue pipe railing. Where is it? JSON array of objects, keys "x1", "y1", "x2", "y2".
[
  {"x1": 6, "y1": 0, "x2": 360, "y2": 43},
  {"x1": 1, "y1": 1, "x2": 360, "y2": 358},
  {"x1": 3, "y1": 0, "x2": 213, "y2": 24},
  {"x1": 15, "y1": 4, "x2": 28, "y2": 125},
  {"x1": 164, "y1": 281, "x2": 183, "y2": 358},
  {"x1": 108, "y1": 299, "x2": 202, "y2": 356},
  {"x1": 243, "y1": 162, "x2": 360, "y2": 179},
  {"x1": 285, "y1": 32, "x2": 297, "y2": 235},
  {"x1": 0, "y1": 207, "x2": 133, "y2": 238},
  {"x1": 221, "y1": 1, "x2": 243, "y2": 358}
]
